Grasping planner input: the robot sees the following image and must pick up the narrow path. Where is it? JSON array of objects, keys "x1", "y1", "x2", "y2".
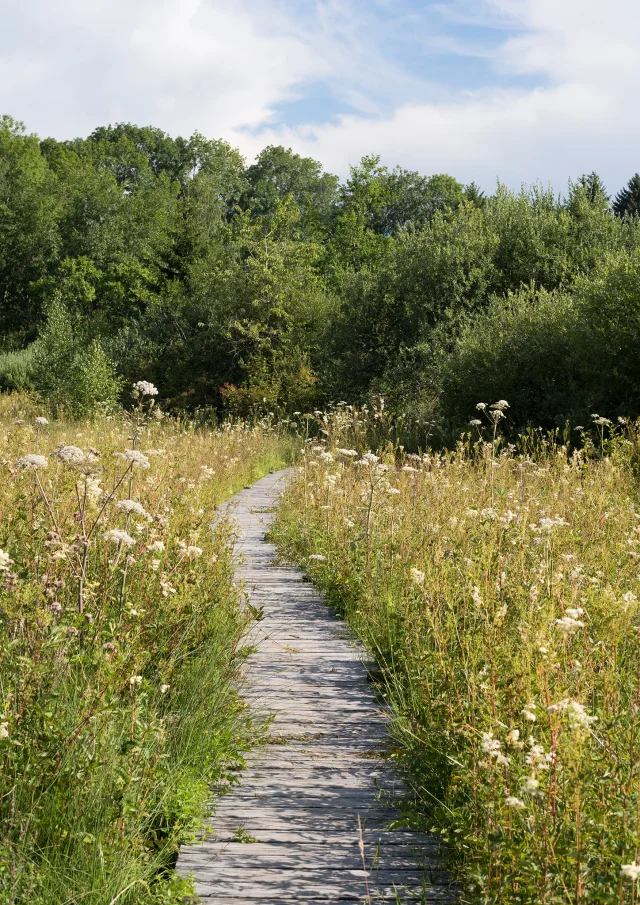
[{"x1": 177, "y1": 470, "x2": 453, "y2": 903}]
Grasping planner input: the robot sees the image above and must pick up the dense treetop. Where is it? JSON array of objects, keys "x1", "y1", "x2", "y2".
[{"x1": 2, "y1": 114, "x2": 640, "y2": 439}]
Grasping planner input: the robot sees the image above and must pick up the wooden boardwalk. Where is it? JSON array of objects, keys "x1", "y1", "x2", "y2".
[{"x1": 177, "y1": 470, "x2": 453, "y2": 903}]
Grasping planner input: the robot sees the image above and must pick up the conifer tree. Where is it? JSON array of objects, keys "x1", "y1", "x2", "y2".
[{"x1": 613, "y1": 173, "x2": 640, "y2": 217}]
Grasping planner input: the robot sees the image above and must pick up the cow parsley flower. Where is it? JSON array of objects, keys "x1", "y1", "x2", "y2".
[
  {"x1": 148, "y1": 541, "x2": 165, "y2": 552},
  {"x1": 522, "y1": 704, "x2": 537, "y2": 722},
  {"x1": 505, "y1": 796, "x2": 525, "y2": 808},
  {"x1": 0, "y1": 549, "x2": 13, "y2": 572},
  {"x1": 55, "y1": 445, "x2": 85, "y2": 465},
  {"x1": 117, "y1": 499, "x2": 151, "y2": 520},
  {"x1": 103, "y1": 529, "x2": 136, "y2": 547},
  {"x1": 16, "y1": 454, "x2": 48, "y2": 470},
  {"x1": 35, "y1": 416, "x2": 49, "y2": 425},
  {"x1": 118, "y1": 450, "x2": 150, "y2": 469}
]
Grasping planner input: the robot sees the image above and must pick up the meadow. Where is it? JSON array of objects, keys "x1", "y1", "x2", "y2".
[
  {"x1": 272, "y1": 404, "x2": 640, "y2": 904},
  {"x1": 0, "y1": 386, "x2": 291, "y2": 905}
]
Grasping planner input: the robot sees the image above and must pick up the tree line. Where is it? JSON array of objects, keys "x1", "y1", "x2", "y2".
[{"x1": 3, "y1": 114, "x2": 640, "y2": 438}]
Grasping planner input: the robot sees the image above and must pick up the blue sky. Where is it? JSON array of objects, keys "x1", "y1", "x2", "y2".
[{"x1": 1, "y1": 0, "x2": 638, "y2": 193}]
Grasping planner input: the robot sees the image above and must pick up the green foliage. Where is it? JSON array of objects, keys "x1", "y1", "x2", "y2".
[
  {"x1": 0, "y1": 346, "x2": 37, "y2": 390},
  {"x1": 32, "y1": 298, "x2": 123, "y2": 414}
]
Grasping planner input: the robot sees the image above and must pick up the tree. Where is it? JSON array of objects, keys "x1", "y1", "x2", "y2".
[
  {"x1": 243, "y1": 145, "x2": 338, "y2": 235},
  {"x1": 0, "y1": 116, "x2": 60, "y2": 343},
  {"x1": 613, "y1": 174, "x2": 640, "y2": 217},
  {"x1": 573, "y1": 172, "x2": 609, "y2": 207}
]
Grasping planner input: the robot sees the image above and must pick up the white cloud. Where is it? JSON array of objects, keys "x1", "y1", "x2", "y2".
[{"x1": 1, "y1": 0, "x2": 639, "y2": 191}]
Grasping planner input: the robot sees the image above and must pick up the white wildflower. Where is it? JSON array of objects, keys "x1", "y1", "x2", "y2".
[
  {"x1": 200, "y1": 465, "x2": 215, "y2": 480},
  {"x1": 117, "y1": 499, "x2": 152, "y2": 520},
  {"x1": 160, "y1": 577, "x2": 176, "y2": 596},
  {"x1": 554, "y1": 615, "x2": 584, "y2": 635},
  {"x1": 386, "y1": 486, "x2": 401, "y2": 495},
  {"x1": 309, "y1": 554, "x2": 328, "y2": 562},
  {"x1": 621, "y1": 863, "x2": 640, "y2": 882},
  {"x1": 0, "y1": 549, "x2": 14, "y2": 572},
  {"x1": 148, "y1": 541, "x2": 165, "y2": 552},
  {"x1": 506, "y1": 729, "x2": 522, "y2": 748},
  {"x1": 362, "y1": 452, "x2": 379, "y2": 465},
  {"x1": 119, "y1": 450, "x2": 150, "y2": 469},
  {"x1": 469, "y1": 419, "x2": 482, "y2": 427},
  {"x1": 160, "y1": 684, "x2": 170, "y2": 694},
  {"x1": 493, "y1": 400, "x2": 510, "y2": 410},
  {"x1": 0, "y1": 721, "x2": 8, "y2": 739},
  {"x1": 35, "y1": 416, "x2": 48, "y2": 425},
  {"x1": 319, "y1": 452, "x2": 334, "y2": 464},
  {"x1": 103, "y1": 529, "x2": 136, "y2": 547},
  {"x1": 144, "y1": 448, "x2": 166, "y2": 457},
  {"x1": 409, "y1": 568, "x2": 425, "y2": 585},
  {"x1": 567, "y1": 701, "x2": 597, "y2": 733},
  {"x1": 133, "y1": 380, "x2": 158, "y2": 397},
  {"x1": 16, "y1": 454, "x2": 48, "y2": 470},
  {"x1": 505, "y1": 796, "x2": 525, "y2": 809},
  {"x1": 471, "y1": 587, "x2": 483, "y2": 607},
  {"x1": 476, "y1": 403, "x2": 487, "y2": 411},
  {"x1": 178, "y1": 542, "x2": 203, "y2": 559},
  {"x1": 522, "y1": 704, "x2": 537, "y2": 722},
  {"x1": 481, "y1": 732, "x2": 501, "y2": 756},
  {"x1": 336, "y1": 448, "x2": 358, "y2": 457},
  {"x1": 521, "y1": 777, "x2": 540, "y2": 794},
  {"x1": 129, "y1": 675, "x2": 143, "y2": 686},
  {"x1": 526, "y1": 741, "x2": 553, "y2": 770},
  {"x1": 55, "y1": 444, "x2": 85, "y2": 465}
]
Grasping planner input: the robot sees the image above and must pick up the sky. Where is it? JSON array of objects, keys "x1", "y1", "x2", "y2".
[{"x1": 1, "y1": 0, "x2": 639, "y2": 193}]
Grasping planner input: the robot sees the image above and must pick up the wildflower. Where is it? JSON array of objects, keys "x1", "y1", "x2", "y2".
[
  {"x1": 521, "y1": 777, "x2": 540, "y2": 794},
  {"x1": 118, "y1": 450, "x2": 150, "y2": 469},
  {"x1": 409, "y1": 568, "x2": 425, "y2": 585},
  {"x1": 102, "y1": 642, "x2": 117, "y2": 652},
  {"x1": 133, "y1": 380, "x2": 158, "y2": 397},
  {"x1": 117, "y1": 499, "x2": 152, "y2": 520},
  {"x1": 476, "y1": 403, "x2": 487, "y2": 411},
  {"x1": 55, "y1": 444, "x2": 85, "y2": 465},
  {"x1": 362, "y1": 452, "x2": 379, "y2": 465},
  {"x1": 567, "y1": 701, "x2": 598, "y2": 733},
  {"x1": 50, "y1": 602, "x2": 63, "y2": 613},
  {"x1": 309, "y1": 554, "x2": 328, "y2": 562},
  {"x1": 0, "y1": 722, "x2": 8, "y2": 739},
  {"x1": 621, "y1": 863, "x2": 640, "y2": 882},
  {"x1": 103, "y1": 529, "x2": 136, "y2": 547},
  {"x1": 200, "y1": 465, "x2": 215, "y2": 480},
  {"x1": 386, "y1": 486, "x2": 401, "y2": 495},
  {"x1": 148, "y1": 541, "x2": 165, "y2": 552},
  {"x1": 471, "y1": 586, "x2": 483, "y2": 608},
  {"x1": 469, "y1": 419, "x2": 482, "y2": 427},
  {"x1": 522, "y1": 704, "x2": 537, "y2": 722},
  {"x1": 160, "y1": 577, "x2": 177, "y2": 596},
  {"x1": 178, "y1": 542, "x2": 203, "y2": 559},
  {"x1": 554, "y1": 615, "x2": 584, "y2": 635},
  {"x1": 481, "y1": 732, "x2": 501, "y2": 756},
  {"x1": 319, "y1": 452, "x2": 334, "y2": 464},
  {"x1": 16, "y1": 454, "x2": 48, "y2": 470},
  {"x1": 0, "y1": 549, "x2": 13, "y2": 572},
  {"x1": 151, "y1": 559, "x2": 161, "y2": 571},
  {"x1": 480, "y1": 508, "x2": 497, "y2": 520},
  {"x1": 145, "y1": 448, "x2": 166, "y2": 457},
  {"x1": 35, "y1": 416, "x2": 48, "y2": 425},
  {"x1": 505, "y1": 796, "x2": 525, "y2": 808},
  {"x1": 337, "y1": 448, "x2": 358, "y2": 457},
  {"x1": 506, "y1": 729, "x2": 522, "y2": 748},
  {"x1": 402, "y1": 465, "x2": 417, "y2": 472},
  {"x1": 526, "y1": 740, "x2": 553, "y2": 770},
  {"x1": 129, "y1": 675, "x2": 143, "y2": 686},
  {"x1": 81, "y1": 476, "x2": 103, "y2": 503},
  {"x1": 492, "y1": 400, "x2": 510, "y2": 410},
  {"x1": 539, "y1": 516, "x2": 569, "y2": 532},
  {"x1": 160, "y1": 684, "x2": 170, "y2": 694}
]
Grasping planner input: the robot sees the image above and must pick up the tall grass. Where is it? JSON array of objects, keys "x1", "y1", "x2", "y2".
[
  {"x1": 272, "y1": 406, "x2": 640, "y2": 904},
  {"x1": 0, "y1": 389, "x2": 293, "y2": 905}
]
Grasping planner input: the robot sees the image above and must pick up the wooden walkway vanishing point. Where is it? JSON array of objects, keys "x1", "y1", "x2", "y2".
[{"x1": 177, "y1": 469, "x2": 454, "y2": 904}]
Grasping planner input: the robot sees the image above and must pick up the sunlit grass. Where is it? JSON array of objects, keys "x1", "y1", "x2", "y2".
[
  {"x1": 0, "y1": 389, "x2": 293, "y2": 904},
  {"x1": 273, "y1": 405, "x2": 640, "y2": 904}
]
